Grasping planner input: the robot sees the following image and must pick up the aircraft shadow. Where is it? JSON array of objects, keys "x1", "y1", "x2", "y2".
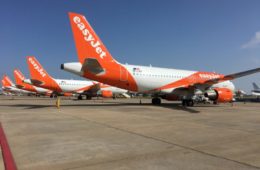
[{"x1": 0, "y1": 102, "x2": 200, "y2": 113}]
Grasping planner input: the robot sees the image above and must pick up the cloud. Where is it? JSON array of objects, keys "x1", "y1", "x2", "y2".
[{"x1": 241, "y1": 31, "x2": 260, "y2": 49}]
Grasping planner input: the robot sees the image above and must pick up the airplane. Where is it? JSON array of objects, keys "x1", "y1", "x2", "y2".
[
  {"x1": 1, "y1": 75, "x2": 33, "y2": 95},
  {"x1": 24, "y1": 56, "x2": 128, "y2": 99},
  {"x1": 235, "y1": 89, "x2": 247, "y2": 98},
  {"x1": 13, "y1": 69, "x2": 52, "y2": 96},
  {"x1": 61, "y1": 12, "x2": 260, "y2": 106},
  {"x1": 252, "y1": 82, "x2": 260, "y2": 96}
]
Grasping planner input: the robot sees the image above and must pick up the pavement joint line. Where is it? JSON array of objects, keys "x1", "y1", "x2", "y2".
[{"x1": 60, "y1": 113, "x2": 260, "y2": 170}]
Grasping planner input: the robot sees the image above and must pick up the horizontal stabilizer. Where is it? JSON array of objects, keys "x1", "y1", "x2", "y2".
[
  {"x1": 23, "y1": 79, "x2": 44, "y2": 86},
  {"x1": 15, "y1": 85, "x2": 24, "y2": 89},
  {"x1": 82, "y1": 58, "x2": 105, "y2": 75}
]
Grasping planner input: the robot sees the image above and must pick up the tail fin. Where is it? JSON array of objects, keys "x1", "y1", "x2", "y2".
[
  {"x1": 26, "y1": 56, "x2": 61, "y2": 91},
  {"x1": 1, "y1": 79, "x2": 5, "y2": 87},
  {"x1": 14, "y1": 69, "x2": 25, "y2": 86},
  {"x1": 68, "y1": 12, "x2": 138, "y2": 91},
  {"x1": 1, "y1": 76, "x2": 9, "y2": 87},
  {"x1": 26, "y1": 56, "x2": 55, "y2": 86},
  {"x1": 2, "y1": 75, "x2": 14, "y2": 86},
  {"x1": 27, "y1": 56, "x2": 51, "y2": 80},
  {"x1": 69, "y1": 12, "x2": 115, "y2": 64},
  {"x1": 252, "y1": 82, "x2": 260, "y2": 90}
]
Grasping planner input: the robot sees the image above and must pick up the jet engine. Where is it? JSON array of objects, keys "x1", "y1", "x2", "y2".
[
  {"x1": 101, "y1": 90, "x2": 113, "y2": 98},
  {"x1": 204, "y1": 88, "x2": 233, "y2": 103},
  {"x1": 63, "y1": 92, "x2": 73, "y2": 97}
]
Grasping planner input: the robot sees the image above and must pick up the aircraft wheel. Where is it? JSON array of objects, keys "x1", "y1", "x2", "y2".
[
  {"x1": 187, "y1": 100, "x2": 194, "y2": 107},
  {"x1": 152, "y1": 97, "x2": 161, "y2": 105},
  {"x1": 182, "y1": 100, "x2": 186, "y2": 106},
  {"x1": 78, "y1": 95, "x2": 83, "y2": 100},
  {"x1": 182, "y1": 100, "x2": 194, "y2": 107},
  {"x1": 86, "y1": 95, "x2": 92, "y2": 100}
]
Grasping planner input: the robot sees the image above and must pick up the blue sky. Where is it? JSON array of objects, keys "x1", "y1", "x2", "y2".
[{"x1": 1, "y1": 0, "x2": 260, "y2": 92}]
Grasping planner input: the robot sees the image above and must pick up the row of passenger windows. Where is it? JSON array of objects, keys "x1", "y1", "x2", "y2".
[{"x1": 133, "y1": 73, "x2": 185, "y2": 79}]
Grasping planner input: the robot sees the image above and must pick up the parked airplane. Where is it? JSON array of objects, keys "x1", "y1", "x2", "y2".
[
  {"x1": 235, "y1": 89, "x2": 247, "y2": 98},
  {"x1": 252, "y1": 82, "x2": 260, "y2": 96},
  {"x1": 14, "y1": 69, "x2": 52, "y2": 96},
  {"x1": 1, "y1": 75, "x2": 33, "y2": 95},
  {"x1": 61, "y1": 12, "x2": 260, "y2": 106},
  {"x1": 24, "y1": 56, "x2": 128, "y2": 99}
]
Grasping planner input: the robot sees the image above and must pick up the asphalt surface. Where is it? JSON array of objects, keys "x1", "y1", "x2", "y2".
[{"x1": 0, "y1": 96, "x2": 260, "y2": 170}]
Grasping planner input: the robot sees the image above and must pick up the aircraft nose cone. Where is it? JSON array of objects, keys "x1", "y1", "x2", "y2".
[{"x1": 60, "y1": 64, "x2": 64, "y2": 70}]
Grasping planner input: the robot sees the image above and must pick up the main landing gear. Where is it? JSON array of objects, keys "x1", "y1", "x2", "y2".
[
  {"x1": 78, "y1": 95, "x2": 92, "y2": 100},
  {"x1": 86, "y1": 95, "x2": 92, "y2": 100},
  {"x1": 152, "y1": 97, "x2": 161, "y2": 105},
  {"x1": 78, "y1": 95, "x2": 83, "y2": 100},
  {"x1": 50, "y1": 93, "x2": 57, "y2": 98},
  {"x1": 182, "y1": 99, "x2": 194, "y2": 107}
]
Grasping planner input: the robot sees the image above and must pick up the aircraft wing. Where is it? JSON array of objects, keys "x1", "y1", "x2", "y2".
[
  {"x1": 76, "y1": 83, "x2": 101, "y2": 94},
  {"x1": 203, "y1": 67, "x2": 260, "y2": 85},
  {"x1": 158, "y1": 67, "x2": 260, "y2": 93}
]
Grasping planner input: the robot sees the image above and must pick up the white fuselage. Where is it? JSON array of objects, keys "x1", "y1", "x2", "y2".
[
  {"x1": 62, "y1": 62, "x2": 235, "y2": 96},
  {"x1": 124, "y1": 64, "x2": 235, "y2": 93},
  {"x1": 252, "y1": 91, "x2": 260, "y2": 96},
  {"x1": 24, "y1": 78, "x2": 127, "y2": 95},
  {"x1": 2, "y1": 85, "x2": 33, "y2": 94},
  {"x1": 34, "y1": 86, "x2": 51, "y2": 93}
]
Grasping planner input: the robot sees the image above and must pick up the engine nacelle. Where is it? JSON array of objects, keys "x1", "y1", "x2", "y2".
[
  {"x1": 63, "y1": 92, "x2": 73, "y2": 97},
  {"x1": 204, "y1": 88, "x2": 233, "y2": 103},
  {"x1": 101, "y1": 90, "x2": 113, "y2": 98},
  {"x1": 162, "y1": 94, "x2": 179, "y2": 101}
]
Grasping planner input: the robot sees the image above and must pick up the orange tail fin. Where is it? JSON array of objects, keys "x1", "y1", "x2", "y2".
[
  {"x1": 13, "y1": 69, "x2": 25, "y2": 86},
  {"x1": 3, "y1": 75, "x2": 14, "y2": 86},
  {"x1": 69, "y1": 12, "x2": 138, "y2": 91},
  {"x1": 27, "y1": 56, "x2": 51, "y2": 80},
  {"x1": 26, "y1": 56, "x2": 61, "y2": 92},
  {"x1": 69, "y1": 12, "x2": 114, "y2": 64},
  {"x1": 13, "y1": 69, "x2": 37, "y2": 91},
  {"x1": 1, "y1": 76, "x2": 10, "y2": 87}
]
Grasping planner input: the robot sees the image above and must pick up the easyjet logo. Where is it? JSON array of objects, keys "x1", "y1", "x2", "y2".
[
  {"x1": 199, "y1": 73, "x2": 220, "y2": 79},
  {"x1": 73, "y1": 16, "x2": 106, "y2": 59},
  {"x1": 14, "y1": 70, "x2": 24, "y2": 80},
  {"x1": 28, "y1": 58, "x2": 46, "y2": 78}
]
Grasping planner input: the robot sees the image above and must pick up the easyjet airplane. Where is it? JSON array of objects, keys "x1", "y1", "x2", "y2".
[
  {"x1": 24, "y1": 56, "x2": 128, "y2": 99},
  {"x1": 13, "y1": 69, "x2": 52, "y2": 96},
  {"x1": 61, "y1": 12, "x2": 260, "y2": 106},
  {"x1": 1, "y1": 75, "x2": 33, "y2": 95}
]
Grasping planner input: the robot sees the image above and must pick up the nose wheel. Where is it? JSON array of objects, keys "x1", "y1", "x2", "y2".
[
  {"x1": 182, "y1": 99, "x2": 194, "y2": 107},
  {"x1": 152, "y1": 97, "x2": 161, "y2": 105}
]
